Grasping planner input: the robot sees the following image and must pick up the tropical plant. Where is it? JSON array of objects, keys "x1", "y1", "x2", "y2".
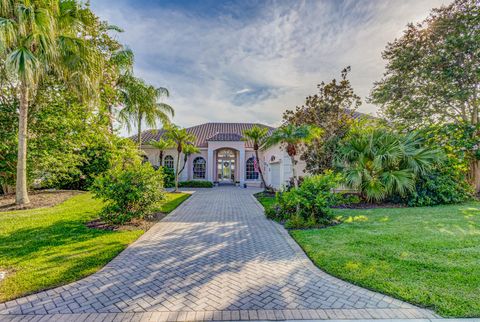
[
  {"x1": 269, "y1": 172, "x2": 344, "y2": 229},
  {"x1": 91, "y1": 161, "x2": 165, "y2": 224},
  {"x1": 0, "y1": 0, "x2": 101, "y2": 205},
  {"x1": 336, "y1": 125, "x2": 443, "y2": 202},
  {"x1": 265, "y1": 124, "x2": 322, "y2": 188},
  {"x1": 370, "y1": 0, "x2": 480, "y2": 192},
  {"x1": 283, "y1": 67, "x2": 363, "y2": 174},
  {"x1": 242, "y1": 125, "x2": 270, "y2": 190},
  {"x1": 164, "y1": 125, "x2": 196, "y2": 192},
  {"x1": 118, "y1": 76, "x2": 174, "y2": 146},
  {"x1": 149, "y1": 138, "x2": 175, "y2": 166}
]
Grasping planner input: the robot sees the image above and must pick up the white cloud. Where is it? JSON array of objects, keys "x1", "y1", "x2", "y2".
[{"x1": 91, "y1": 0, "x2": 448, "y2": 134}]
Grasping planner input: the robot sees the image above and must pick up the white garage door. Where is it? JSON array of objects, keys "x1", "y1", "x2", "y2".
[{"x1": 270, "y1": 163, "x2": 281, "y2": 189}]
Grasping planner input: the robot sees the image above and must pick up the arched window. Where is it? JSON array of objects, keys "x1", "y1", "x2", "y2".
[
  {"x1": 164, "y1": 155, "x2": 174, "y2": 169},
  {"x1": 193, "y1": 157, "x2": 206, "y2": 179},
  {"x1": 246, "y1": 157, "x2": 259, "y2": 180}
]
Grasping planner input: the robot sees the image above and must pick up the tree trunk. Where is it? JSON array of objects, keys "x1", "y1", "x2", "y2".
[
  {"x1": 137, "y1": 113, "x2": 142, "y2": 147},
  {"x1": 291, "y1": 155, "x2": 298, "y2": 188},
  {"x1": 254, "y1": 149, "x2": 268, "y2": 190},
  {"x1": 159, "y1": 150, "x2": 164, "y2": 167},
  {"x1": 16, "y1": 83, "x2": 30, "y2": 206},
  {"x1": 107, "y1": 105, "x2": 114, "y2": 133},
  {"x1": 174, "y1": 151, "x2": 181, "y2": 192},
  {"x1": 178, "y1": 154, "x2": 188, "y2": 176},
  {"x1": 473, "y1": 159, "x2": 480, "y2": 193}
]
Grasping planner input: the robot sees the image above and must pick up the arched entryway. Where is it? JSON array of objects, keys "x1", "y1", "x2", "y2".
[{"x1": 216, "y1": 148, "x2": 237, "y2": 184}]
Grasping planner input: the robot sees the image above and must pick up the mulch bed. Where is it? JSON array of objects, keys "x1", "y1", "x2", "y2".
[
  {"x1": 0, "y1": 190, "x2": 83, "y2": 212},
  {"x1": 86, "y1": 212, "x2": 169, "y2": 232}
]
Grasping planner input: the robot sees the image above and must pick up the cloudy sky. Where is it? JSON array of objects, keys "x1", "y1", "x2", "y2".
[{"x1": 90, "y1": 0, "x2": 447, "y2": 133}]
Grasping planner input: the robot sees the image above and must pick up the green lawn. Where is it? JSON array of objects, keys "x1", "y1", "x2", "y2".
[
  {"x1": 157, "y1": 192, "x2": 190, "y2": 213},
  {"x1": 254, "y1": 192, "x2": 276, "y2": 208},
  {"x1": 290, "y1": 202, "x2": 480, "y2": 317},
  {"x1": 0, "y1": 191, "x2": 189, "y2": 303}
]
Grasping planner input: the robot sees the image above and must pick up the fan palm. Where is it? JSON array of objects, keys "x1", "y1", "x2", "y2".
[
  {"x1": 243, "y1": 125, "x2": 269, "y2": 190},
  {"x1": 336, "y1": 126, "x2": 442, "y2": 202},
  {"x1": 149, "y1": 138, "x2": 174, "y2": 166},
  {"x1": 0, "y1": 0, "x2": 100, "y2": 206},
  {"x1": 164, "y1": 125, "x2": 196, "y2": 192},
  {"x1": 118, "y1": 76, "x2": 174, "y2": 146},
  {"x1": 265, "y1": 124, "x2": 322, "y2": 188}
]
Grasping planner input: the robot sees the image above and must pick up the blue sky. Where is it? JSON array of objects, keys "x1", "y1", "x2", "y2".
[{"x1": 90, "y1": 0, "x2": 447, "y2": 133}]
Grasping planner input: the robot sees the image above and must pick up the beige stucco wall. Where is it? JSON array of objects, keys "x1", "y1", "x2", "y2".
[{"x1": 142, "y1": 141, "x2": 307, "y2": 188}]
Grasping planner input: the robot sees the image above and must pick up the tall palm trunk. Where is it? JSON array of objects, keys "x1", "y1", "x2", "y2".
[
  {"x1": 159, "y1": 150, "x2": 164, "y2": 166},
  {"x1": 107, "y1": 105, "x2": 114, "y2": 133},
  {"x1": 174, "y1": 151, "x2": 181, "y2": 192},
  {"x1": 137, "y1": 113, "x2": 142, "y2": 147},
  {"x1": 290, "y1": 155, "x2": 298, "y2": 188},
  {"x1": 16, "y1": 83, "x2": 30, "y2": 206},
  {"x1": 254, "y1": 149, "x2": 267, "y2": 189}
]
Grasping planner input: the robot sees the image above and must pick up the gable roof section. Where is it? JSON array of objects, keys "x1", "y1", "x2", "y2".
[
  {"x1": 133, "y1": 122, "x2": 275, "y2": 148},
  {"x1": 206, "y1": 132, "x2": 243, "y2": 142}
]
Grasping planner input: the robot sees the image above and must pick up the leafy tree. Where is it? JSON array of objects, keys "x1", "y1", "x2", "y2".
[
  {"x1": 149, "y1": 138, "x2": 175, "y2": 166},
  {"x1": 242, "y1": 125, "x2": 270, "y2": 190},
  {"x1": 164, "y1": 125, "x2": 196, "y2": 192},
  {"x1": 0, "y1": 0, "x2": 100, "y2": 205},
  {"x1": 284, "y1": 67, "x2": 362, "y2": 174},
  {"x1": 336, "y1": 125, "x2": 443, "y2": 202},
  {"x1": 265, "y1": 125, "x2": 322, "y2": 188},
  {"x1": 370, "y1": 0, "x2": 480, "y2": 192},
  {"x1": 118, "y1": 76, "x2": 174, "y2": 146}
]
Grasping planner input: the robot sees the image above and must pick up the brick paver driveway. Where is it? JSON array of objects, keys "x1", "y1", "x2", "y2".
[{"x1": 0, "y1": 187, "x2": 437, "y2": 321}]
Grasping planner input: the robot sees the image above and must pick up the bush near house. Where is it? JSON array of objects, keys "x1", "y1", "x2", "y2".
[
  {"x1": 178, "y1": 181, "x2": 214, "y2": 188},
  {"x1": 90, "y1": 162, "x2": 165, "y2": 224},
  {"x1": 266, "y1": 172, "x2": 344, "y2": 229}
]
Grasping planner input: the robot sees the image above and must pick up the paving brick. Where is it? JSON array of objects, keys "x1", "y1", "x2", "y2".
[{"x1": 0, "y1": 187, "x2": 439, "y2": 321}]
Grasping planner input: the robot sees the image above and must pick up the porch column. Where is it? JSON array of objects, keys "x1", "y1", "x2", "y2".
[
  {"x1": 207, "y1": 147, "x2": 214, "y2": 181},
  {"x1": 239, "y1": 147, "x2": 245, "y2": 186}
]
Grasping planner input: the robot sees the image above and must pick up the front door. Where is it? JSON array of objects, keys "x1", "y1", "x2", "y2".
[
  {"x1": 217, "y1": 149, "x2": 236, "y2": 183},
  {"x1": 217, "y1": 159, "x2": 235, "y2": 183}
]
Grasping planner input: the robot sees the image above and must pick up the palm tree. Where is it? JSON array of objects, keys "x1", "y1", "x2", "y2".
[
  {"x1": 178, "y1": 144, "x2": 200, "y2": 177},
  {"x1": 149, "y1": 138, "x2": 174, "y2": 166},
  {"x1": 265, "y1": 124, "x2": 322, "y2": 188},
  {"x1": 243, "y1": 125, "x2": 269, "y2": 190},
  {"x1": 0, "y1": 1, "x2": 100, "y2": 206},
  {"x1": 118, "y1": 76, "x2": 174, "y2": 146},
  {"x1": 164, "y1": 125, "x2": 196, "y2": 192},
  {"x1": 335, "y1": 126, "x2": 442, "y2": 201}
]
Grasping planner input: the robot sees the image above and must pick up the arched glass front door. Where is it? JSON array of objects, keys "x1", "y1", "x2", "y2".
[{"x1": 217, "y1": 149, "x2": 236, "y2": 183}]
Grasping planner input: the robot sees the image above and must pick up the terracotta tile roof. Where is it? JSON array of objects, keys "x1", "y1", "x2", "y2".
[
  {"x1": 207, "y1": 133, "x2": 243, "y2": 142},
  {"x1": 133, "y1": 122, "x2": 275, "y2": 148}
]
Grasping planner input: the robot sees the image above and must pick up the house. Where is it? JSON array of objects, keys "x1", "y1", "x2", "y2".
[{"x1": 134, "y1": 122, "x2": 307, "y2": 189}]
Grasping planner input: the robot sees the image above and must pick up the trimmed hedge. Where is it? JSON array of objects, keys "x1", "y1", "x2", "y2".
[{"x1": 178, "y1": 180, "x2": 213, "y2": 188}]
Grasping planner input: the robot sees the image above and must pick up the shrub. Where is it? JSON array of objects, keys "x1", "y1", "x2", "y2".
[
  {"x1": 336, "y1": 125, "x2": 442, "y2": 202},
  {"x1": 270, "y1": 171, "x2": 344, "y2": 228},
  {"x1": 404, "y1": 160, "x2": 474, "y2": 206},
  {"x1": 90, "y1": 162, "x2": 165, "y2": 224},
  {"x1": 178, "y1": 180, "x2": 213, "y2": 188},
  {"x1": 160, "y1": 166, "x2": 175, "y2": 188}
]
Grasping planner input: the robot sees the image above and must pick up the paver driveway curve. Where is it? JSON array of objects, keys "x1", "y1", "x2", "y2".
[{"x1": 0, "y1": 187, "x2": 437, "y2": 321}]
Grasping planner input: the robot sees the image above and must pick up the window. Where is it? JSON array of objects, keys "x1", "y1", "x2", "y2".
[
  {"x1": 217, "y1": 149, "x2": 235, "y2": 159},
  {"x1": 164, "y1": 155, "x2": 174, "y2": 169},
  {"x1": 246, "y1": 157, "x2": 259, "y2": 180},
  {"x1": 193, "y1": 157, "x2": 206, "y2": 179}
]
